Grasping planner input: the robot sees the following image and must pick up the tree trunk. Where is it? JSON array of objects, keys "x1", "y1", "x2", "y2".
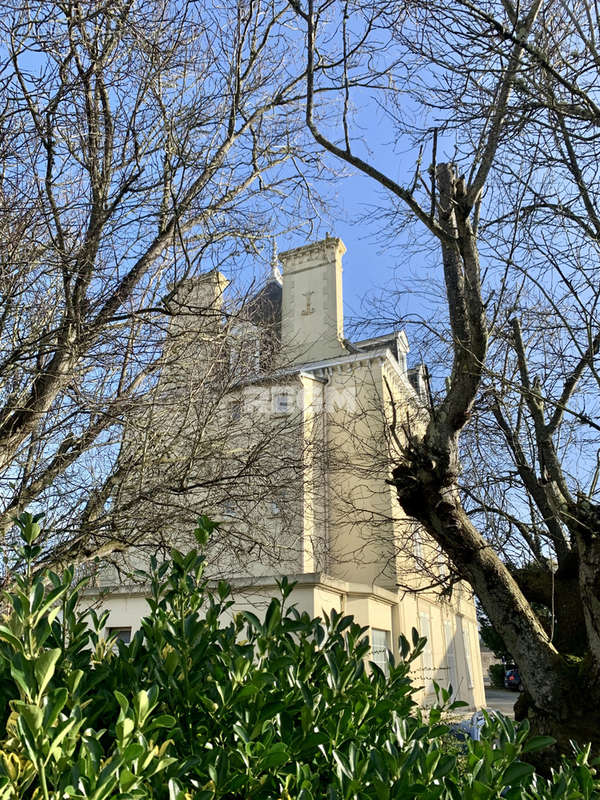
[
  {"x1": 392, "y1": 454, "x2": 600, "y2": 759},
  {"x1": 572, "y1": 503, "x2": 600, "y2": 674},
  {"x1": 512, "y1": 563, "x2": 586, "y2": 656}
]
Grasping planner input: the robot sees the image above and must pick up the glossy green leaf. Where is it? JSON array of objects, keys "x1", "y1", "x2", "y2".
[
  {"x1": 34, "y1": 648, "x2": 61, "y2": 696},
  {"x1": 502, "y1": 760, "x2": 535, "y2": 785}
]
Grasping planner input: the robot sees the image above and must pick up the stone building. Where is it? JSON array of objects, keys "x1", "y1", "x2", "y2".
[{"x1": 91, "y1": 236, "x2": 485, "y2": 709}]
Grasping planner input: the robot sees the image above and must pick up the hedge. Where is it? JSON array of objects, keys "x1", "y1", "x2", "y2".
[{"x1": 0, "y1": 513, "x2": 597, "y2": 799}]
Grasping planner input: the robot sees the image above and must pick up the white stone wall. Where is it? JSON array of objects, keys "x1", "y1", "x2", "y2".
[{"x1": 87, "y1": 236, "x2": 485, "y2": 712}]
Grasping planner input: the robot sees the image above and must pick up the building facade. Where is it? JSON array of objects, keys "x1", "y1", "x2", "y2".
[{"x1": 89, "y1": 236, "x2": 485, "y2": 708}]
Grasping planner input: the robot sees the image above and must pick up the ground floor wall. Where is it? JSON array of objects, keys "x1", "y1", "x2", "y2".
[{"x1": 83, "y1": 572, "x2": 485, "y2": 710}]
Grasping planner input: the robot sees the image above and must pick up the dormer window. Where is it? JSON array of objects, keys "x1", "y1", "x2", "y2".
[
  {"x1": 407, "y1": 365, "x2": 428, "y2": 401},
  {"x1": 229, "y1": 322, "x2": 260, "y2": 379}
]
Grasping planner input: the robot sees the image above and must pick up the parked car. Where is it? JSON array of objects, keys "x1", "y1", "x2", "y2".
[{"x1": 504, "y1": 667, "x2": 523, "y2": 691}]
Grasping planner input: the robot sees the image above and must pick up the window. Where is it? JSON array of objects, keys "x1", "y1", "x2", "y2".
[
  {"x1": 462, "y1": 621, "x2": 474, "y2": 688},
  {"x1": 222, "y1": 500, "x2": 235, "y2": 517},
  {"x1": 413, "y1": 529, "x2": 423, "y2": 561},
  {"x1": 443, "y1": 619, "x2": 459, "y2": 698},
  {"x1": 370, "y1": 628, "x2": 391, "y2": 676},
  {"x1": 273, "y1": 392, "x2": 291, "y2": 414},
  {"x1": 438, "y1": 549, "x2": 448, "y2": 578},
  {"x1": 419, "y1": 611, "x2": 434, "y2": 693},
  {"x1": 228, "y1": 399, "x2": 242, "y2": 422},
  {"x1": 107, "y1": 626, "x2": 131, "y2": 644},
  {"x1": 269, "y1": 490, "x2": 287, "y2": 517},
  {"x1": 229, "y1": 323, "x2": 260, "y2": 378}
]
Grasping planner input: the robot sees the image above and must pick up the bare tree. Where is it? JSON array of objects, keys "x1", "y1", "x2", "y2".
[
  {"x1": 292, "y1": 0, "x2": 600, "y2": 754},
  {"x1": 0, "y1": 0, "x2": 321, "y2": 571},
  {"x1": 85, "y1": 270, "x2": 324, "y2": 582}
]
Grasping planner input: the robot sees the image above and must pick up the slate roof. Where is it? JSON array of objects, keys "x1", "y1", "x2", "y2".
[{"x1": 246, "y1": 277, "x2": 282, "y2": 336}]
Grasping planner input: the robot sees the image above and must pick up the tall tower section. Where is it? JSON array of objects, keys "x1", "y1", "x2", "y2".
[
  {"x1": 279, "y1": 237, "x2": 346, "y2": 364},
  {"x1": 160, "y1": 270, "x2": 229, "y2": 389}
]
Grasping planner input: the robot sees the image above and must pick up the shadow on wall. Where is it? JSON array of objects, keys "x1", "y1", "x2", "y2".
[{"x1": 412, "y1": 614, "x2": 477, "y2": 709}]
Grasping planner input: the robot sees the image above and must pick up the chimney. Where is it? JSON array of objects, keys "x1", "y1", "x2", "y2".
[
  {"x1": 166, "y1": 271, "x2": 228, "y2": 338},
  {"x1": 162, "y1": 271, "x2": 229, "y2": 382},
  {"x1": 279, "y1": 237, "x2": 346, "y2": 365}
]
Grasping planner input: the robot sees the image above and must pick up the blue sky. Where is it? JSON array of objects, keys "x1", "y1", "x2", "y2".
[
  {"x1": 273, "y1": 176, "x2": 403, "y2": 335},
  {"x1": 267, "y1": 70, "x2": 448, "y2": 342},
  {"x1": 276, "y1": 166, "x2": 443, "y2": 347}
]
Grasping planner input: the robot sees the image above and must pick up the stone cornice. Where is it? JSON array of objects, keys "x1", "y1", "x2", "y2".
[
  {"x1": 82, "y1": 570, "x2": 400, "y2": 605},
  {"x1": 279, "y1": 237, "x2": 346, "y2": 268}
]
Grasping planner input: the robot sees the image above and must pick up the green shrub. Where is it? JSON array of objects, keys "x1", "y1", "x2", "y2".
[
  {"x1": 488, "y1": 663, "x2": 506, "y2": 689},
  {"x1": 0, "y1": 512, "x2": 597, "y2": 799}
]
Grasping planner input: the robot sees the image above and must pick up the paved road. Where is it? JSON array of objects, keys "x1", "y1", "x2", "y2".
[{"x1": 484, "y1": 687, "x2": 518, "y2": 718}]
